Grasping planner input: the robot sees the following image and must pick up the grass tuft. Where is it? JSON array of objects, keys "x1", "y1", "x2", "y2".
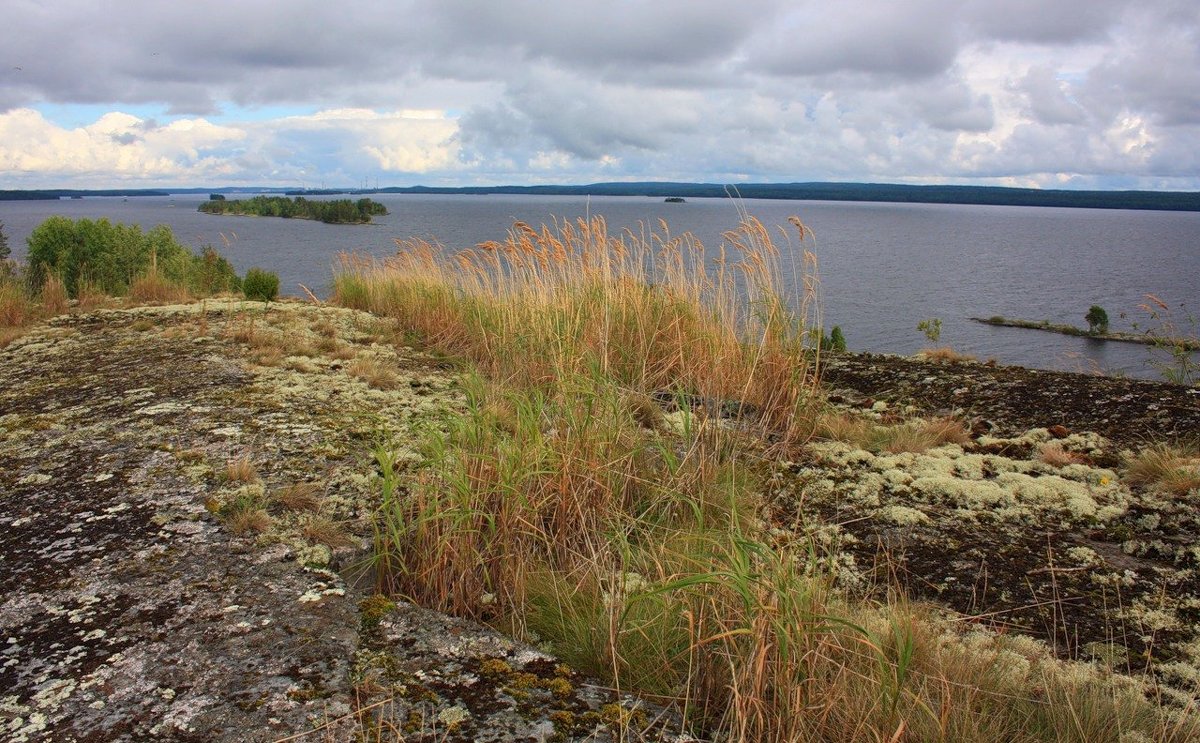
[
  {"x1": 39, "y1": 274, "x2": 69, "y2": 316},
  {"x1": 224, "y1": 455, "x2": 258, "y2": 483},
  {"x1": 273, "y1": 481, "x2": 323, "y2": 512},
  {"x1": 1124, "y1": 443, "x2": 1198, "y2": 492},
  {"x1": 917, "y1": 346, "x2": 977, "y2": 364},
  {"x1": 302, "y1": 515, "x2": 356, "y2": 549},
  {"x1": 348, "y1": 357, "x2": 400, "y2": 389}
]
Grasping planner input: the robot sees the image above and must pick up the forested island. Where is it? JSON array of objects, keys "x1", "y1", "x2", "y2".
[{"x1": 197, "y1": 195, "x2": 388, "y2": 224}]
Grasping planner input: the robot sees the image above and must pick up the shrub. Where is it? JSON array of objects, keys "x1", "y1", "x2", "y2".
[
  {"x1": 829, "y1": 325, "x2": 847, "y2": 352},
  {"x1": 243, "y1": 267, "x2": 279, "y2": 302},
  {"x1": 25, "y1": 217, "x2": 238, "y2": 299},
  {"x1": 1085, "y1": 304, "x2": 1109, "y2": 334},
  {"x1": 917, "y1": 317, "x2": 942, "y2": 343},
  {"x1": 193, "y1": 246, "x2": 241, "y2": 295}
]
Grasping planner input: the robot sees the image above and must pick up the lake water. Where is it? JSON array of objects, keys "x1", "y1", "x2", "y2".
[{"x1": 2, "y1": 193, "x2": 1197, "y2": 380}]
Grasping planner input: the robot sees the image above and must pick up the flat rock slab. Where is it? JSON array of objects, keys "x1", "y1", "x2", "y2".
[
  {"x1": 821, "y1": 352, "x2": 1200, "y2": 446},
  {"x1": 0, "y1": 302, "x2": 684, "y2": 742}
]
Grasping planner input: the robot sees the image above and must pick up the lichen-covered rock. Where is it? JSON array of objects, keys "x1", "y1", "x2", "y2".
[{"x1": 0, "y1": 301, "x2": 684, "y2": 742}]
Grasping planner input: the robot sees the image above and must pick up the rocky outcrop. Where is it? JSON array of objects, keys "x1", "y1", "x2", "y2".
[{"x1": 0, "y1": 301, "x2": 683, "y2": 742}]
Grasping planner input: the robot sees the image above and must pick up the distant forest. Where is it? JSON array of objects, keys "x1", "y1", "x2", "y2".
[
  {"x1": 4, "y1": 182, "x2": 1199, "y2": 212},
  {"x1": 373, "y1": 182, "x2": 1200, "y2": 212},
  {"x1": 198, "y1": 196, "x2": 388, "y2": 224}
]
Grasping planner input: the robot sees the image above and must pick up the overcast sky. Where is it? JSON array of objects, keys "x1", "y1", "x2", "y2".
[{"x1": 2, "y1": 0, "x2": 1198, "y2": 189}]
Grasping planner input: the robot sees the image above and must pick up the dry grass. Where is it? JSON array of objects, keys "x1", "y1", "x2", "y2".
[
  {"x1": 1040, "y1": 441, "x2": 1084, "y2": 467},
  {"x1": 339, "y1": 215, "x2": 1196, "y2": 742},
  {"x1": 225, "y1": 506, "x2": 272, "y2": 535},
  {"x1": 817, "y1": 410, "x2": 877, "y2": 445},
  {"x1": 39, "y1": 274, "x2": 69, "y2": 316},
  {"x1": 249, "y1": 346, "x2": 283, "y2": 367},
  {"x1": 0, "y1": 327, "x2": 25, "y2": 348},
  {"x1": 274, "y1": 481, "x2": 323, "y2": 512},
  {"x1": 334, "y1": 214, "x2": 822, "y2": 446},
  {"x1": 1, "y1": 276, "x2": 36, "y2": 327},
  {"x1": 917, "y1": 346, "x2": 977, "y2": 364},
  {"x1": 302, "y1": 515, "x2": 356, "y2": 549},
  {"x1": 919, "y1": 416, "x2": 972, "y2": 446},
  {"x1": 312, "y1": 319, "x2": 338, "y2": 338},
  {"x1": 1124, "y1": 443, "x2": 1199, "y2": 492},
  {"x1": 347, "y1": 357, "x2": 400, "y2": 389},
  {"x1": 818, "y1": 413, "x2": 970, "y2": 454},
  {"x1": 224, "y1": 455, "x2": 258, "y2": 483},
  {"x1": 74, "y1": 279, "x2": 110, "y2": 311},
  {"x1": 128, "y1": 266, "x2": 189, "y2": 304}
]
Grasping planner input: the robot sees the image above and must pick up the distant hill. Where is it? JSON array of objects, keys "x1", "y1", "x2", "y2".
[
  {"x1": 373, "y1": 182, "x2": 1200, "y2": 212},
  {"x1": 4, "y1": 182, "x2": 1198, "y2": 211},
  {"x1": 0, "y1": 188, "x2": 172, "y2": 201}
]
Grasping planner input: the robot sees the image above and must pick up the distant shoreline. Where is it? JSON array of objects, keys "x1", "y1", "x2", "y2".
[{"x1": 4, "y1": 181, "x2": 1200, "y2": 212}]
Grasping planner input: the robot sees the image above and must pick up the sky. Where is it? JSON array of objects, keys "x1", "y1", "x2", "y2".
[{"x1": 1, "y1": 0, "x2": 1198, "y2": 190}]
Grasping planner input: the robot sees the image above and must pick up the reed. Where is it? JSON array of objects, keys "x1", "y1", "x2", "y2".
[
  {"x1": 338, "y1": 215, "x2": 1195, "y2": 741},
  {"x1": 334, "y1": 215, "x2": 822, "y2": 444}
]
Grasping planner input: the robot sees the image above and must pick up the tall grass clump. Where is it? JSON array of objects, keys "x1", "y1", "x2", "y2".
[
  {"x1": 0, "y1": 271, "x2": 34, "y2": 328},
  {"x1": 343, "y1": 215, "x2": 1196, "y2": 741},
  {"x1": 335, "y1": 215, "x2": 822, "y2": 443}
]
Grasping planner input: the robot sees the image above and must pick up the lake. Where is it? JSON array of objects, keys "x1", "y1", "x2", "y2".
[{"x1": 2, "y1": 193, "x2": 1197, "y2": 380}]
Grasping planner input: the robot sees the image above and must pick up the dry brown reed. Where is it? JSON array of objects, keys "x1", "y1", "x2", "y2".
[
  {"x1": 128, "y1": 267, "x2": 189, "y2": 304},
  {"x1": 334, "y1": 215, "x2": 822, "y2": 446},
  {"x1": 224, "y1": 455, "x2": 258, "y2": 483},
  {"x1": 337, "y1": 215, "x2": 1197, "y2": 742},
  {"x1": 39, "y1": 274, "x2": 69, "y2": 316},
  {"x1": 917, "y1": 346, "x2": 977, "y2": 364}
]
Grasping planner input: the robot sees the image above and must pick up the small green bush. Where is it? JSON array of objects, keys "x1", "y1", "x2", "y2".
[
  {"x1": 1085, "y1": 304, "x2": 1109, "y2": 334},
  {"x1": 24, "y1": 217, "x2": 237, "y2": 299},
  {"x1": 917, "y1": 317, "x2": 942, "y2": 343},
  {"x1": 243, "y1": 268, "x2": 280, "y2": 302},
  {"x1": 829, "y1": 325, "x2": 847, "y2": 352},
  {"x1": 194, "y1": 246, "x2": 242, "y2": 295}
]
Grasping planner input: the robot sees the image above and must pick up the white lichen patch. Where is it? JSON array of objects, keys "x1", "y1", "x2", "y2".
[
  {"x1": 437, "y1": 704, "x2": 470, "y2": 728},
  {"x1": 877, "y1": 505, "x2": 929, "y2": 526},
  {"x1": 787, "y1": 435, "x2": 1128, "y2": 526}
]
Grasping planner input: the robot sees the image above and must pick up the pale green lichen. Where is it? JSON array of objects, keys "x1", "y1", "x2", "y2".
[
  {"x1": 437, "y1": 705, "x2": 470, "y2": 728},
  {"x1": 877, "y1": 505, "x2": 929, "y2": 526}
]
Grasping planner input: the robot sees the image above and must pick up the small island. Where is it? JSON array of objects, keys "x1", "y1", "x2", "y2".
[
  {"x1": 198, "y1": 195, "x2": 388, "y2": 224},
  {"x1": 664, "y1": 196, "x2": 686, "y2": 203}
]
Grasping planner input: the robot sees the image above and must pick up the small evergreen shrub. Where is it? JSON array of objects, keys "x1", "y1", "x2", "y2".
[{"x1": 243, "y1": 267, "x2": 280, "y2": 302}]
